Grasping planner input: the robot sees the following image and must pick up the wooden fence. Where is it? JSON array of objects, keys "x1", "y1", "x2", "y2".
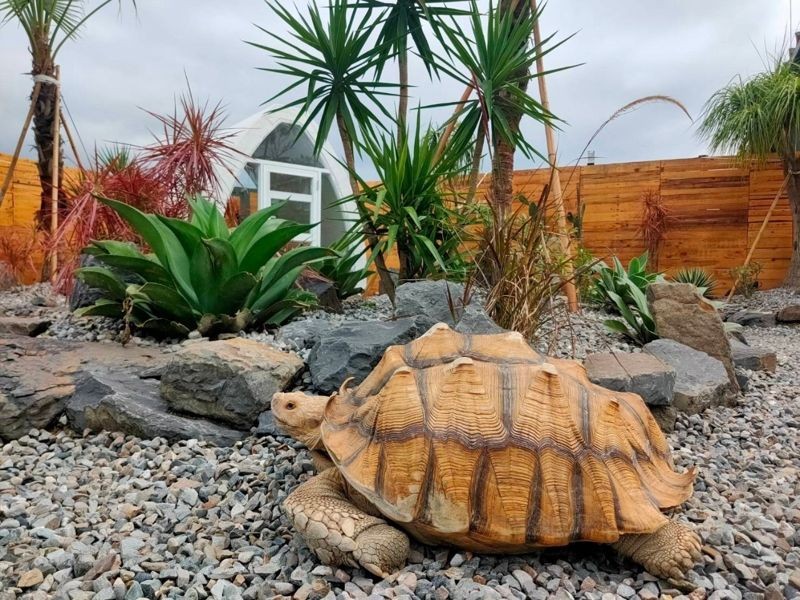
[
  {"x1": 2, "y1": 152, "x2": 794, "y2": 292},
  {"x1": 366, "y1": 155, "x2": 793, "y2": 295}
]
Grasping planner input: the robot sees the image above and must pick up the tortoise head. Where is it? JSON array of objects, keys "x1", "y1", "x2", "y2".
[{"x1": 271, "y1": 391, "x2": 330, "y2": 450}]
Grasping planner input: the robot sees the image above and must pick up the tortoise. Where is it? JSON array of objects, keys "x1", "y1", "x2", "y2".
[{"x1": 272, "y1": 323, "x2": 701, "y2": 580}]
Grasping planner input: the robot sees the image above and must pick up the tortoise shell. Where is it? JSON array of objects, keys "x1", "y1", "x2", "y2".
[{"x1": 320, "y1": 324, "x2": 695, "y2": 552}]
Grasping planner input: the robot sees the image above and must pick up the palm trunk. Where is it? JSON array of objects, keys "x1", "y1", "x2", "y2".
[
  {"x1": 784, "y1": 156, "x2": 800, "y2": 288},
  {"x1": 31, "y1": 49, "x2": 65, "y2": 229},
  {"x1": 490, "y1": 0, "x2": 531, "y2": 225},
  {"x1": 398, "y1": 43, "x2": 409, "y2": 140},
  {"x1": 335, "y1": 111, "x2": 397, "y2": 301},
  {"x1": 466, "y1": 128, "x2": 485, "y2": 203}
]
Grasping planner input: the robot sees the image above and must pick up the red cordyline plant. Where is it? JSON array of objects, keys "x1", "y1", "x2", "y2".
[
  {"x1": 141, "y1": 91, "x2": 238, "y2": 216},
  {"x1": 52, "y1": 90, "x2": 239, "y2": 294}
]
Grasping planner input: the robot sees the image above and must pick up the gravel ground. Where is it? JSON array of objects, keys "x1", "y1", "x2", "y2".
[{"x1": 1, "y1": 287, "x2": 799, "y2": 599}]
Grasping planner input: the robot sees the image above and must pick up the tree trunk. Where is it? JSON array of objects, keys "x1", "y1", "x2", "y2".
[
  {"x1": 490, "y1": 0, "x2": 531, "y2": 224},
  {"x1": 335, "y1": 111, "x2": 397, "y2": 301},
  {"x1": 31, "y1": 51, "x2": 65, "y2": 229},
  {"x1": 466, "y1": 128, "x2": 485, "y2": 203},
  {"x1": 398, "y1": 43, "x2": 409, "y2": 140},
  {"x1": 784, "y1": 157, "x2": 800, "y2": 288}
]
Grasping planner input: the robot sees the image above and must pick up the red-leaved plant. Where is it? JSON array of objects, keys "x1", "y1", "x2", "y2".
[{"x1": 52, "y1": 89, "x2": 238, "y2": 294}]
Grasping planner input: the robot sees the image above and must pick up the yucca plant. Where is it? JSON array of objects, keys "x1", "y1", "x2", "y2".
[
  {"x1": 75, "y1": 196, "x2": 331, "y2": 338},
  {"x1": 347, "y1": 114, "x2": 477, "y2": 282},
  {"x1": 672, "y1": 267, "x2": 717, "y2": 298},
  {"x1": 251, "y1": 0, "x2": 398, "y2": 297},
  {"x1": 436, "y1": 0, "x2": 566, "y2": 221},
  {"x1": 0, "y1": 0, "x2": 133, "y2": 225}
]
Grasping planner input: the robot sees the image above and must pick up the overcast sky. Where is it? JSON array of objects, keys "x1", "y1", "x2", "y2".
[{"x1": 0, "y1": 0, "x2": 794, "y2": 176}]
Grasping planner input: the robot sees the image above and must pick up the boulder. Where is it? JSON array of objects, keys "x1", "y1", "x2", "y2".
[
  {"x1": 776, "y1": 305, "x2": 800, "y2": 323},
  {"x1": 296, "y1": 269, "x2": 342, "y2": 314},
  {"x1": 454, "y1": 304, "x2": 505, "y2": 335},
  {"x1": 643, "y1": 339, "x2": 733, "y2": 413},
  {"x1": 647, "y1": 282, "x2": 738, "y2": 393},
  {"x1": 0, "y1": 316, "x2": 51, "y2": 337},
  {"x1": 69, "y1": 254, "x2": 105, "y2": 311},
  {"x1": 160, "y1": 338, "x2": 304, "y2": 429},
  {"x1": 727, "y1": 310, "x2": 776, "y2": 328},
  {"x1": 584, "y1": 352, "x2": 675, "y2": 407},
  {"x1": 649, "y1": 406, "x2": 678, "y2": 434},
  {"x1": 308, "y1": 318, "x2": 422, "y2": 394},
  {"x1": 275, "y1": 318, "x2": 332, "y2": 351},
  {"x1": 67, "y1": 369, "x2": 244, "y2": 445},
  {"x1": 394, "y1": 280, "x2": 467, "y2": 329},
  {"x1": 394, "y1": 280, "x2": 502, "y2": 333},
  {"x1": 0, "y1": 337, "x2": 169, "y2": 441},
  {"x1": 729, "y1": 338, "x2": 777, "y2": 373}
]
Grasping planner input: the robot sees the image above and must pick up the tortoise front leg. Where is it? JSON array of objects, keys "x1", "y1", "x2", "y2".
[
  {"x1": 613, "y1": 521, "x2": 702, "y2": 581},
  {"x1": 283, "y1": 468, "x2": 410, "y2": 577}
]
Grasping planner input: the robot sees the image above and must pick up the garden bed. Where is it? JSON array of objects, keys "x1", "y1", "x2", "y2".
[{"x1": 0, "y1": 285, "x2": 798, "y2": 599}]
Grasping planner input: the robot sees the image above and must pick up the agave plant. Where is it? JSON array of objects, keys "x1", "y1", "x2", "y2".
[
  {"x1": 672, "y1": 267, "x2": 717, "y2": 298},
  {"x1": 591, "y1": 253, "x2": 663, "y2": 345},
  {"x1": 75, "y1": 196, "x2": 331, "y2": 338}
]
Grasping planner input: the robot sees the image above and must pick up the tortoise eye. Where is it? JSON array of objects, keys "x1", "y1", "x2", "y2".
[{"x1": 286, "y1": 402, "x2": 296, "y2": 410}]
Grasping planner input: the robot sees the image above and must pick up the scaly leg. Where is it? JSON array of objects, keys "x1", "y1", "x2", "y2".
[
  {"x1": 283, "y1": 468, "x2": 410, "y2": 577},
  {"x1": 613, "y1": 521, "x2": 702, "y2": 581}
]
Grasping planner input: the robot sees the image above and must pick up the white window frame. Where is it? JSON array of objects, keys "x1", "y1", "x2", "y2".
[{"x1": 254, "y1": 159, "x2": 325, "y2": 247}]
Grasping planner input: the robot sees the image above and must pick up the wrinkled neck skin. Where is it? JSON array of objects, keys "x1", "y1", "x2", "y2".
[{"x1": 299, "y1": 428, "x2": 325, "y2": 452}]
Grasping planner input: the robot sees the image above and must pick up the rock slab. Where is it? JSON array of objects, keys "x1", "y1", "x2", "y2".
[
  {"x1": 308, "y1": 318, "x2": 422, "y2": 394},
  {"x1": 584, "y1": 352, "x2": 675, "y2": 406},
  {"x1": 727, "y1": 310, "x2": 776, "y2": 328},
  {"x1": 0, "y1": 316, "x2": 51, "y2": 337},
  {"x1": 776, "y1": 304, "x2": 800, "y2": 323},
  {"x1": 160, "y1": 338, "x2": 304, "y2": 429},
  {"x1": 643, "y1": 339, "x2": 732, "y2": 413},
  {"x1": 67, "y1": 368, "x2": 244, "y2": 446},
  {"x1": 729, "y1": 338, "x2": 777, "y2": 373},
  {"x1": 647, "y1": 282, "x2": 739, "y2": 393},
  {"x1": 0, "y1": 337, "x2": 168, "y2": 441}
]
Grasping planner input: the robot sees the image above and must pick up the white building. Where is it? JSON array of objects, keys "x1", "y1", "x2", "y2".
[{"x1": 216, "y1": 107, "x2": 356, "y2": 248}]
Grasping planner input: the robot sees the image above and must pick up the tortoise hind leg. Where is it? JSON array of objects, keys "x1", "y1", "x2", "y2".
[
  {"x1": 612, "y1": 521, "x2": 702, "y2": 581},
  {"x1": 283, "y1": 468, "x2": 410, "y2": 577}
]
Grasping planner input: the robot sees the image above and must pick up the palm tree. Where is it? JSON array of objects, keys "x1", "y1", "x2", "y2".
[
  {"x1": 252, "y1": 0, "x2": 400, "y2": 297},
  {"x1": 0, "y1": 0, "x2": 123, "y2": 226},
  {"x1": 700, "y1": 61, "x2": 800, "y2": 288},
  {"x1": 353, "y1": 0, "x2": 463, "y2": 138}
]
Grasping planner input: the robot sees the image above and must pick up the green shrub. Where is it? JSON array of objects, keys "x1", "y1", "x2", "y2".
[
  {"x1": 672, "y1": 267, "x2": 717, "y2": 298},
  {"x1": 729, "y1": 263, "x2": 762, "y2": 298},
  {"x1": 75, "y1": 196, "x2": 332, "y2": 338},
  {"x1": 315, "y1": 228, "x2": 373, "y2": 300},
  {"x1": 591, "y1": 253, "x2": 663, "y2": 345}
]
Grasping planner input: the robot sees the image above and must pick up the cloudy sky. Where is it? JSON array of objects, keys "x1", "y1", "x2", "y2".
[{"x1": 0, "y1": 0, "x2": 794, "y2": 176}]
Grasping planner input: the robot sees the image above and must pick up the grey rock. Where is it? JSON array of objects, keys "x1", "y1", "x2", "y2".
[
  {"x1": 254, "y1": 411, "x2": 282, "y2": 437},
  {"x1": 160, "y1": 338, "x2": 304, "y2": 428},
  {"x1": 730, "y1": 338, "x2": 777, "y2": 372},
  {"x1": 66, "y1": 368, "x2": 245, "y2": 445},
  {"x1": 0, "y1": 315, "x2": 51, "y2": 337},
  {"x1": 647, "y1": 282, "x2": 738, "y2": 393},
  {"x1": 776, "y1": 304, "x2": 800, "y2": 323},
  {"x1": 453, "y1": 304, "x2": 505, "y2": 335},
  {"x1": 275, "y1": 319, "x2": 332, "y2": 351},
  {"x1": 643, "y1": 339, "x2": 732, "y2": 413},
  {"x1": 728, "y1": 310, "x2": 777, "y2": 328},
  {"x1": 308, "y1": 318, "x2": 422, "y2": 393},
  {"x1": 584, "y1": 351, "x2": 675, "y2": 406},
  {"x1": 394, "y1": 280, "x2": 467, "y2": 329}
]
